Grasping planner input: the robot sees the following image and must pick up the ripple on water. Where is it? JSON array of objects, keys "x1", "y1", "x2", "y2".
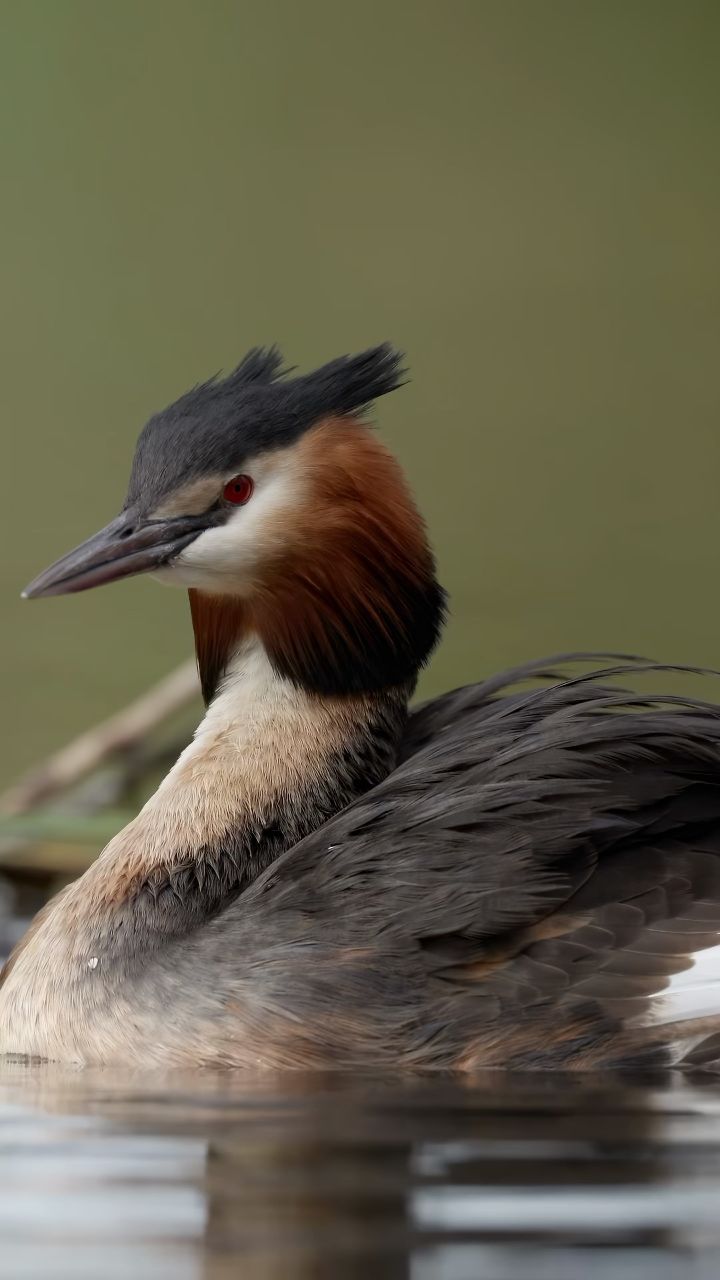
[{"x1": 0, "y1": 1066, "x2": 719, "y2": 1279}]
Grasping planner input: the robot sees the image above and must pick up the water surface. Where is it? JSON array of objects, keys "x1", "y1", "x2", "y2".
[{"x1": 1, "y1": 1066, "x2": 720, "y2": 1279}]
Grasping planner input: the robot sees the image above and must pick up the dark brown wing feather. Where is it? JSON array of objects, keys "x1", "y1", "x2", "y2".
[{"x1": 193, "y1": 658, "x2": 720, "y2": 1069}]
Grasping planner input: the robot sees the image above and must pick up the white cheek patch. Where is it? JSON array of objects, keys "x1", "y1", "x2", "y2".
[{"x1": 154, "y1": 453, "x2": 303, "y2": 595}]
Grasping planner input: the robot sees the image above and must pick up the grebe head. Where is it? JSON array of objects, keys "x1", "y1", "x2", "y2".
[{"x1": 23, "y1": 345, "x2": 446, "y2": 698}]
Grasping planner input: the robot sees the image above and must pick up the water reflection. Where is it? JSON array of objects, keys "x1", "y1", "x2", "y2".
[{"x1": 1, "y1": 1068, "x2": 720, "y2": 1278}]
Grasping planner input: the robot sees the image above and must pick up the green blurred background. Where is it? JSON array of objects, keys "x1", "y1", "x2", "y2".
[{"x1": 0, "y1": 0, "x2": 718, "y2": 788}]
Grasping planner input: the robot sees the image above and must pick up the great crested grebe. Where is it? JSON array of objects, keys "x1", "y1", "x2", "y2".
[{"x1": 3, "y1": 345, "x2": 720, "y2": 1070}]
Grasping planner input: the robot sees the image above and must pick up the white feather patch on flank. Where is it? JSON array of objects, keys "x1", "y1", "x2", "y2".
[{"x1": 652, "y1": 944, "x2": 720, "y2": 1024}]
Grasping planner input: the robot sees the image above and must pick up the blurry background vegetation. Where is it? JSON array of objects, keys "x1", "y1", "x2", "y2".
[{"x1": 0, "y1": 0, "x2": 719, "y2": 791}]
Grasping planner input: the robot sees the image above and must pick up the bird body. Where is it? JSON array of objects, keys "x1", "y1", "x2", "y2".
[{"x1": 3, "y1": 346, "x2": 720, "y2": 1069}]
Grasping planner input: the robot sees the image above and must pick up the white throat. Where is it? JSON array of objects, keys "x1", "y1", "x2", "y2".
[
  {"x1": 183, "y1": 634, "x2": 304, "y2": 759},
  {"x1": 136, "y1": 634, "x2": 357, "y2": 859}
]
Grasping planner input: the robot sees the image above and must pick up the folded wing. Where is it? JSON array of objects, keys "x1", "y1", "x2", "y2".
[{"x1": 203, "y1": 658, "x2": 720, "y2": 1069}]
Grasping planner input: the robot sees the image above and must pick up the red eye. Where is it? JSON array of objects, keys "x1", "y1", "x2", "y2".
[{"x1": 223, "y1": 474, "x2": 254, "y2": 505}]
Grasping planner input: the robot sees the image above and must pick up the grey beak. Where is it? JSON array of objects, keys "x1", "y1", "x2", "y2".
[{"x1": 23, "y1": 509, "x2": 207, "y2": 599}]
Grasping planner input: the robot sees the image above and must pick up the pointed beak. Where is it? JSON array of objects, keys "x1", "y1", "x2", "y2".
[{"x1": 22, "y1": 509, "x2": 207, "y2": 600}]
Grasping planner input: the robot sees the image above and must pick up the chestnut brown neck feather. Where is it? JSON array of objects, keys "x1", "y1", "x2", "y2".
[
  {"x1": 189, "y1": 589, "x2": 248, "y2": 705},
  {"x1": 190, "y1": 420, "x2": 446, "y2": 703}
]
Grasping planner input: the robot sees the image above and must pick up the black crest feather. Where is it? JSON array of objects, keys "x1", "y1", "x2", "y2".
[
  {"x1": 283, "y1": 344, "x2": 406, "y2": 420},
  {"x1": 228, "y1": 345, "x2": 288, "y2": 385},
  {"x1": 126, "y1": 344, "x2": 406, "y2": 508}
]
